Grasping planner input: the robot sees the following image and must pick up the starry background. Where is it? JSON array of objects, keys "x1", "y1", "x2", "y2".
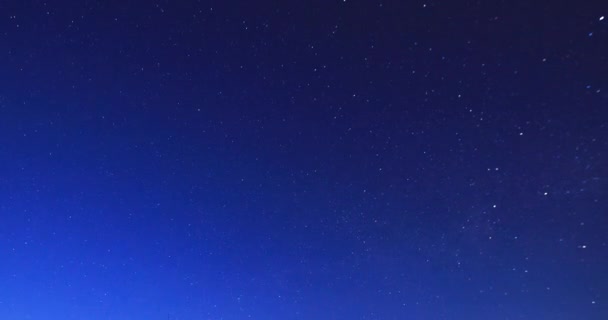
[{"x1": 0, "y1": 1, "x2": 607, "y2": 319}]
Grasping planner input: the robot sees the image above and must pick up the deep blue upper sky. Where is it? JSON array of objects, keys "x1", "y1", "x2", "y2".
[{"x1": 0, "y1": 1, "x2": 607, "y2": 319}]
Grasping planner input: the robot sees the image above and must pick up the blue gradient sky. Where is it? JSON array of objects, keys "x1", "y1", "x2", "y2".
[{"x1": 0, "y1": 1, "x2": 607, "y2": 319}]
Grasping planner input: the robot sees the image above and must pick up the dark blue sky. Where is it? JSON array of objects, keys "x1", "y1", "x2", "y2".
[{"x1": 1, "y1": 1, "x2": 607, "y2": 319}]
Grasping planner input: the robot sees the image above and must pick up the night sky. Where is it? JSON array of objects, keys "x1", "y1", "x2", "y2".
[{"x1": 1, "y1": 1, "x2": 607, "y2": 319}]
